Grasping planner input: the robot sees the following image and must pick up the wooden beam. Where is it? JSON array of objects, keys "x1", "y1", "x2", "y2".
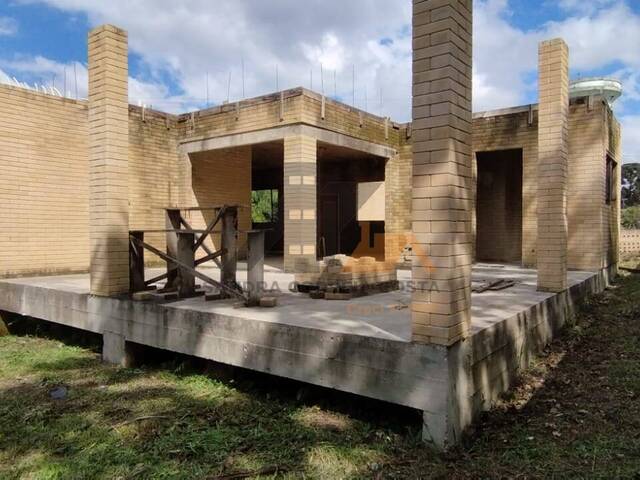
[
  {"x1": 195, "y1": 249, "x2": 225, "y2": 267},
  {"x1": 180, "y1": 215, "x2": 223, "y2": 268},
  {"x1": 193, "y1": 206, "x2": 225, "y2": 253},
  {"x1": 131, "y1": 235, "x2": 246, "y2": 301}
]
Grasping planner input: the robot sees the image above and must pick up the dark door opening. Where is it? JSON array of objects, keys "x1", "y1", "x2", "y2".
[
  {"x1": 319, "y1": 194, "x2": 340, "y2": 257},
  {"x1": 476, "y1": 149, "x2": 523, "y2": 264}
]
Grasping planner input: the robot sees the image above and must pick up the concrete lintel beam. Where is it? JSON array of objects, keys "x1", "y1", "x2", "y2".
[{"x1": 178, "y1": 124, "x2": 397, "y2": 159}]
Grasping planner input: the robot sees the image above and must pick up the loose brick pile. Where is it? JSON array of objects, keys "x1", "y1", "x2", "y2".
[{"x1": 295, "y1": 255, "x2": 398, "y2": 295}]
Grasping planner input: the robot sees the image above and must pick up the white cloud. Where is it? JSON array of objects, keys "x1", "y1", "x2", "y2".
[
  {"x1": 0, "y1": 16, "x2": 18, "y2": 36},
  {"x1": 545, "y1": 2, "x2": 640, "y2": 71},
  {"x1": 15, "y1": 0, "x2": 412, "y2": 118},
  {"x1": 0, "y1": 55, "x2": 186, "y2": 111}
]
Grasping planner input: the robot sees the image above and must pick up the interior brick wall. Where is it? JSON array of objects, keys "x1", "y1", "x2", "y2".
[
  {"x1": 472, "y1": 110, "x2": 538, "y2": 266},
  {"x1": 128, "y1": 106, "x2": 181, "y2": 265},
  {"x1": 181, "y1": 147, "x2": 252, "y2": 258}
]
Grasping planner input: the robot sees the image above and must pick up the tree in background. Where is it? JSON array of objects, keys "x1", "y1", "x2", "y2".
[
  {"x1": 251, "y1": 189, "x2": 278, "y2": 223},
  {"x1": 622, "y1": 163, "x2": 640, "y2": 208},
  {"x1": 622, "y1": 206, "x2": 640, "y2": 229}
]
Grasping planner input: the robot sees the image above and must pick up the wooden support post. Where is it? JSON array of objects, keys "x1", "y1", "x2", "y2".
[
  {"x1": 177, "y1": 232, "x2": 196, "y2": 297},
  {"x1": 129, "y1": 231, "x2": 146, "y2": 293},
  {"x1": 165, "y1": 208, "x2": 181, "y2": 289},
  {"x1": 247, "y1": 230, "x2": 265, "y2": 306},
  {"x1": 221, "y1": 207, "x2": 238, "y2": 290}
]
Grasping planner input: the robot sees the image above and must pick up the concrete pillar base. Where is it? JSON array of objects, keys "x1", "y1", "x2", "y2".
[
  {"x1": 422, "y1": 411, "x2": 451, "y2": 451},
  {"x1": 102, "y1": 331, "x2": 135, "y2": 367}
]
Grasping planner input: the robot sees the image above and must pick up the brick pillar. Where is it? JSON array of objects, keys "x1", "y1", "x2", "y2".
[
  {"x1": 385, "y1": 138, "x2": 413, "y2": 263},
  {"x1": 88, "y1": 25, "x2": 130, "y2": 296},
  {"x1": 411, "y1": 0, "x2": 473, "y2": 346},
  {"x1": 283, "y1": 135, "x2": 317, "y2": 272},
  {"x1": 537, "y1": 39, "x2": 569, "y2": 292}
]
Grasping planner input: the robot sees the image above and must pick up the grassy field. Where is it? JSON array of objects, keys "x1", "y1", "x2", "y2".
[{"x1": 1, "y1": 272, "x2": 640, "y2": 479}]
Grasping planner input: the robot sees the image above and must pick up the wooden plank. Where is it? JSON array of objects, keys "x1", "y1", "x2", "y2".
[{"x1": 195, "y1": 249, "x2": 225, "y2": 267}]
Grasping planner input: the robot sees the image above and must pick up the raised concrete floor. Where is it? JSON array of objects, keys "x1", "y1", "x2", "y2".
[{"x1": 0, "y1": 262, "x2": 610, "y2": 441}]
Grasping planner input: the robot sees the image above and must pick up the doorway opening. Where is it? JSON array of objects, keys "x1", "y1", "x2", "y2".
[{"x1": 476, "y1": 149, "x2": 523, "y2": 264}]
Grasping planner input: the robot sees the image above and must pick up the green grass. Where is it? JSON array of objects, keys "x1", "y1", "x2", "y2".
[{"x1": 2, "y1": 273, "x2": 640, "y2": 479}]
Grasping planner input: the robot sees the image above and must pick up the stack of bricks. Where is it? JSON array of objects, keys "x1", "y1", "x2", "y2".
[
  {"x1": 294, "y1": 255, "x2": 398, "y2": 291},
  {"x1": 411, "y1": 0, "x2": 473, "y2": 346},
  {"x1": 88, "y1": 25, "x2": 130, "y2": 296},
  {"x1": 284, "y1": 135, "x2": 317, "y2": 272},
  {"x1": 537, "y1": 39, "x2": 569, "y2": 293}
]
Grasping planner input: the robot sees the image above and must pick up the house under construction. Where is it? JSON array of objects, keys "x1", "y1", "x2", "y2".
[{"x1": 0, "y1": 1, "x2": 622, "y2": 449}]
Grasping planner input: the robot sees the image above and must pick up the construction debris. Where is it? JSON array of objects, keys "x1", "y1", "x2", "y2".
[
  {"x1": 472, "y1": 279, "x2": 517, "y2": 293},
  {"x1": 259, "y1": 296, "x2": 278, "y2": 308},
  {"x1": 295, "y1": 255, "x2": 398, "y2": 299}
]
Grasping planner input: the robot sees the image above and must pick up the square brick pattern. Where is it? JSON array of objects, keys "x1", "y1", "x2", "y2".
[
  {"x1": 88, "y1": 25, "x2": 130, "y2": 296},
  {"x1": 411, "y1": 0, "x2": 473, "y2": 346},
  {"x1": 284, "y1": 135, "x2": 317, "y2": 272},
  {"x1": 537, "y1": 39, "x2": 569, "y2": 293}
]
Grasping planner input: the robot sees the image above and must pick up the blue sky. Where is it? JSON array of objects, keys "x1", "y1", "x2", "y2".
[{"x1": 0, "y1": 0, "x2": 638, "y2": 161}]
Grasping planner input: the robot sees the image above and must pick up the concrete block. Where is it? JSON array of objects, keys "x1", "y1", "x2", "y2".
[
  {"x1": 259, "y1": 296, "x2": 278, "y2": 308},
  {"x1": 102, "y1": 330, "x2": 134, "y2": 367}
]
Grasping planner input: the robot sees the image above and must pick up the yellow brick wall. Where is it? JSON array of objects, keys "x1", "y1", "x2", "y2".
[
  {"x1": 299, "y1": 92, "x2": 400, "y2": 146},
  {"x1": 567, "y1": 101, "x2": 605, "y2": 271},
  {"x1": 605, "y1": 104, "x2": 622, "y2": 267},
  {"x1": 176, "y1": 88, "x2": 400, "y2": 150},
  {"x1": 471, "y1": 98, "x2": 618, "y2": 273},
  {"x1": 0, "y1": 84, "x2": 89, "y2": 277},
  {"x1": 472, "y1": 111, "x2": 538, "y2": 266},
  {"x1": 179, "y1": 147, "x2": 252, "y2": 257},
  {"x1": 0, "y1": 86, "x2": 186, "y2": 277},
  {"x1": 384, "y1": 130, "x2": 413, "y2": 261},
  {"x1": 178, "y1": 90, "x2": 303, "y2": 141},
  {"x1": 128, "y1": 106, "x2": 181, "y2": 264}
]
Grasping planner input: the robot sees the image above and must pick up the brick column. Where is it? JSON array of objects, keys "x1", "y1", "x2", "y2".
[
  {"x1": 537, "y1": 39, "x2": 569, "y2": 292},
  {"x1": 385, "y1": 138, "x2": 413, "y2": 263},
  {"x1": 283, "y1": 135, "x2": 317, "y2": 272},
  {"x1": 88, "y1": 25, "x2": 130, "y2": 296},
  {"x1": 411, "y1": 0, "x2": 473, "y2": 346}
]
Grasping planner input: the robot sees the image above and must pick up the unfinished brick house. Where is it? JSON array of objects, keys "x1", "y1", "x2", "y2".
[{"x1": 0, "y1": 1, "x2": 622, "y2": 449}]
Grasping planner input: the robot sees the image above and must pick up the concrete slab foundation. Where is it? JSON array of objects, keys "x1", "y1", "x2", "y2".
[{"x1": 0, "y1": 262, "x2": 613, "y2": 448}]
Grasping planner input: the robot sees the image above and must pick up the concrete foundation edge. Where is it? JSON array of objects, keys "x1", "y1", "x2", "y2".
[{"x1": 423, "y1": 265, "x2": 615, "y2": 450}]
